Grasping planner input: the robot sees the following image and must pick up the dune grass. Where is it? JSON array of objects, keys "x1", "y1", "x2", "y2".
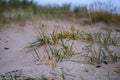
[
  {"x1": 80, "y1": 30, "x2": 119, "y2": 66},
  {"x1": 48, "y1": 39, "x2": 74, "y2": 62},
  {"x1": 79, "y1": 30, "x2": 118, "y2": 46},
  {"x1": 90, "y1": 11, "x2": 120, "y2": 26},
  {"x1": 29, "y1": 26, "x2": 80, "y2": 48},
  {"x1": 82, "y1": 44, "x2": 119, "y2": 67},
  {"x1": 29, "y1": 26, "x2": 119, "y2": 67},
  {"x1": 29, "y1": 27, "x2": 76, "y2": 62}
]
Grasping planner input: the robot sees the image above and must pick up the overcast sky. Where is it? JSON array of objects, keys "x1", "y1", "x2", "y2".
[
  {"x1": 32, "y1": 0, "x2": 120, "y2": 13},
  {"x1": 33, "y1": 0, "x2": 93, "y2": 5},
  {"x1": 33, "y1": 0, "x2": 120, "y2": 6}
]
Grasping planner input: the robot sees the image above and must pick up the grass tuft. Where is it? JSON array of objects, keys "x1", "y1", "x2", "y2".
[
  {"x1": 48, "y1": 39, "x2": 74, "y2": 62},
  {"x1": 82, "y1": 44, "x2": 119, "y2": 67}
]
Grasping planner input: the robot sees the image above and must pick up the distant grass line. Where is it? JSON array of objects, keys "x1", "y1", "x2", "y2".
[
  {"x1": 90, "y1": 11, "x2": 120, "y2": 25},
  {"x1": 0, "y1": 0, "x2": 120, "y2": 26}
]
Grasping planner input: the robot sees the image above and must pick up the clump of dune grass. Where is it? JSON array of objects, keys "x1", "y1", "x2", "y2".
[
  {"x1": 80, "y1": 30, "x2": 119, "y2": 67},
  {"x1": 30, "y1": 38, "x2": 75, "y2": 67},
  {"x1": 78, "y1": 30, "x2": 118, "y2": 46},
  {"x1": 46, "y1": 39, "x2": 74, "y2": 62},
  {"x1": 79, "y1": 31, "x2": 94, "y2": 43},
  {"x1": 82, "y1": 43, "x2": 119, "y2": 67},
  {"x1": 28, "y1": 29, "x2": 58, "y2": 48},
  {"x1": 29, "y1": 27, "x2": 76, "y2": 64},
  {"x1": 29, "y1": 30, "x2": 51, "y2": 48},
  {"x1": 94, "y1": 30, "x2": 118, "y2": 46},
  {"x1": 29, "y1": 26, "x2": 80, "y2": 48},
  {"x1": 56, "y1": 26, "x2": 80, "y2": 40}
]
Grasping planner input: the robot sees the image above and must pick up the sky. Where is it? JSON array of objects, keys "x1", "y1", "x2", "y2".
[
  {"x1": 33, "y1": 0, "x2": 120, "y2": 13},
  {"x1": 33, "y1": 0, "x2": 94, "y2": 5},
  {"x1": 33, "y1": 0, "x2": 120, "y2": 6}
]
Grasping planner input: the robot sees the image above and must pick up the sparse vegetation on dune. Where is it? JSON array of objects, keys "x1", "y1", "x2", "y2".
[
  {"x1": 29, "y1": 26, "x2": 79, "y2": 48},
  {"x1": 29, "y1": 26, "x2": 120, "y2": 67},
  {"x1": 1, "y1": 0, "x2": 120, "y2": 80},
  {"x1": 27, "y1": 26, "x2": 120, "y2": 79},
  {"x1": 29, "y1": 26, "x2": 119, "y2": 48}
]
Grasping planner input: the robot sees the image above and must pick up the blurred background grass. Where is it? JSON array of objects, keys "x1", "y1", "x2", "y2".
[{"x1": 0, "y1": 0, "x2": 120, "y2": 26}]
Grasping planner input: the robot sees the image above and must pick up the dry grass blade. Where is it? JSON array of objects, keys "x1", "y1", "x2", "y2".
[{"x1": 114, "y1": 65, "x2": 120, "y2": 74}]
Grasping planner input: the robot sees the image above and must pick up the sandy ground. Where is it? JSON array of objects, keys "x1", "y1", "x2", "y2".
[{"x1": 0, "y1": 19, "x2": 120, "y2": 80}]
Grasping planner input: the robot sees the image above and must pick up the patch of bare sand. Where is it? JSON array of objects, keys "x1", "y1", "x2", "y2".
[{"x1": 0, "y1": 19, "x2": 120, "y2": 80}]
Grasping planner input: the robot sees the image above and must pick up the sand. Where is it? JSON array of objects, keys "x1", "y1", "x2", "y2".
[{"x1": 0, "y1": 19, "x2": 120, "y2": 80}]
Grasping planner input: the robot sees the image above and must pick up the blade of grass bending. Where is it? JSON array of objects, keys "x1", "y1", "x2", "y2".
[{"x1": 33, "y1": 47, "x2": 40, "y2": 59}]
